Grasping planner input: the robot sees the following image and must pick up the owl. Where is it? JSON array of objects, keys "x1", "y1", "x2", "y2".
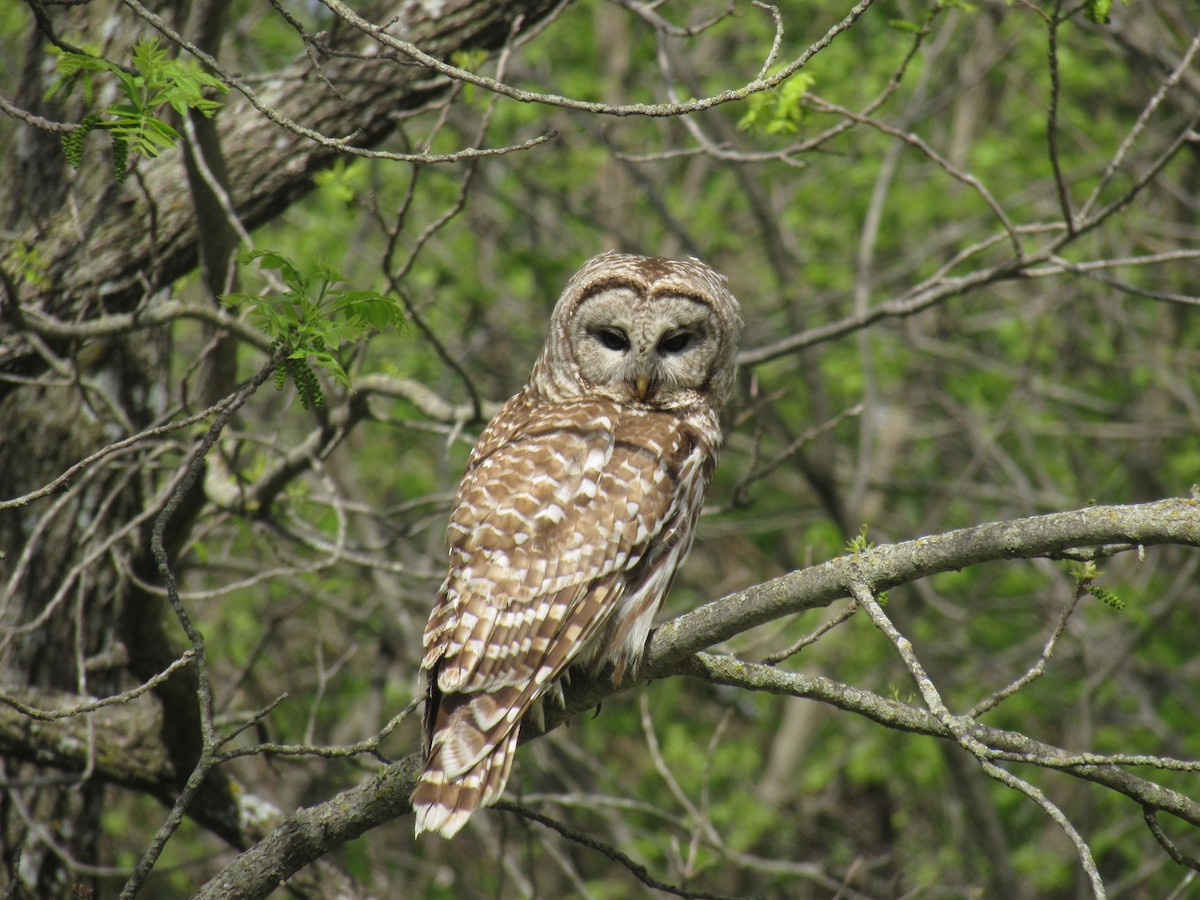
[{"x1": 412, "y1": 251, "x2": 743, "y2": 838}]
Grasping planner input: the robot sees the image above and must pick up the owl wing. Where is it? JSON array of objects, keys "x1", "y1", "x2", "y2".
[{"x1": 413, "y1": 395, "x2": 717, "y2": 837}]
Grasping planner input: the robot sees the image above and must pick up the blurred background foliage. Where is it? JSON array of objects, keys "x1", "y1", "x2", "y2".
[{"x1": 3, "y1": 0, "x2": 1200, "y2": 896}]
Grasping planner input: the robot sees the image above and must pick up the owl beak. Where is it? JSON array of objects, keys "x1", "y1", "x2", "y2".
[{"x1": 634, "y1": 373, "x2": 652, "y2": 401}]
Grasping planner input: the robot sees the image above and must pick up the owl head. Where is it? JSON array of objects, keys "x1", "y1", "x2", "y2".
[{"x1": 530, "y1": 251, "x2": 743, "y2": 411}]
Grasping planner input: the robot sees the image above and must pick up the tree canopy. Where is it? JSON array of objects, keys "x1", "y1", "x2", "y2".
[{"x1": 1, "y1": 0, "x2": 1199, "y2": 897}]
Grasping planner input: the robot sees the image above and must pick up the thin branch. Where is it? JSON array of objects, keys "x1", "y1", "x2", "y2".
[
  {"x1": 180, "y1": 115, "x2": 255, "y2": 250},
  {"x1": 218, "y1": 700, "x2": 419, "y2": 763},
  {"x1": 1144, "y1": 807, "x2": 1200, "y2": 874},
  {"x1": 759, "y1": 601, "x2": 857, "y2": 665},
  {"x1": 0, "y1": 94, "x2": 77, "y2": 133},
  {"x1": 967, "y1": 584, "x2": 1084, "y2": 718},
  {"x1": 1075, "y1": 110, "x2": 1200, "y2": 235},
  {"x1": 122, "y1": 352, "x2": 283, "y2": 898},
  {"x1": 320, "y1": 0, "x2": 876, "y2": 118},
  {"x1": 615, "y1": 0, "x2": 739, "y2": 39},
  {"x1": 495, "y1": 801, "x2": 749, "y2": 900},
  {"x1": 1035, "y1": 255, "x2": 1200, "y2": 307},
  {"x1": 736, "y1": 256, "x2": 1024, "y2": 365},
  {"x1": 850, "y1": 581, "x2": 1104, "y2": 897},
  {"x1": 727, "y1": 403, "x2": 863, "y2": 507},
  {"x1": 735, "y1": 205, "x2": 1195, "y2": 366},
  {"x1": 0, "y1": 652, "x2": 196, "y2": 721},
  {"x1": 379, "y1": 14, "x2": 530, "y2": 424},
  {"x1": 1025, "y1": 250, "x2": 1200, "y2": 277},
  {"x1": 12, "y1": 300, "x2": 273, "y2": 353},
  {"x1": 805, "y1": 95, "x2": 1023, "y2": 258},
  {"x1": 117, "y1": 0, "x2": 557, "y2": 163},
  {"x1": 752, "y1": 2, "x2": 785, "y2": 80},
  {"x1": 1, "y1": 402, "x2": 210, "y2": 510},
  {"x1": 1045, "y1": 2, "x2": 1075, "y2": 234},
  {"x1": 1080, "y1": 24, "x2": 1200, "y2": 220}
]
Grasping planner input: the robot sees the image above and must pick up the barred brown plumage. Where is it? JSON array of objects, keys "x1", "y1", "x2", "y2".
[{"x1": 413, "y1": 252, "x2": 743, "y2": 838}]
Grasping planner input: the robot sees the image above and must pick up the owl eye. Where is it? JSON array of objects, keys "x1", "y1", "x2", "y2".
[
  {"x1": 595, "y1": 327, "x2": 631, "y2": 352},
  {"x1": 656, "y1": 330, "x2": 692, "y2": 355}
]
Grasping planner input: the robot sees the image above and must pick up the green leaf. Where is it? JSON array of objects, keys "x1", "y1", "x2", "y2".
[
  {"x1": 52, "y1": 36, "x2": 229, "y2": 176},
  {"x1": 737, "y1": 71, "x2": 816, "y2": 137},
  {"x1": 313, "y1": 159, "x2": 369, "y2": 205},
  {"x1": 221, "y1": 251, "x2": 403, "y2": 409},
  {"x1": 1083, "y1": 0, "x2": 1126, "y2": 23},
  {"x1": 844, "y1": 524, "x2": 874, "y2": 555}
]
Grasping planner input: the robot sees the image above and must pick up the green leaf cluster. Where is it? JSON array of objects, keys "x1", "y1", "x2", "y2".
[
  {"x1": 737, "y1": 71, "x2": 815, "y2": 136},
  {"x1": 311, "y1": 159, "x2": 370, "y2": 205},
  {"x1": 224, "y1": 250, "x2": 404, "y2": 409},
  {"x1": 844, "y1": 524, "x2": 874, "y2": 554},
  {"x1": 1067, "y1": 560, "x2": 1126, "y2": 610},
  {"x1": 1084, "y1": 0, "x2": 1128, "y2": 24},
  {"x1": 51, "y1": 37, "x2": 228, "y2": 179}
]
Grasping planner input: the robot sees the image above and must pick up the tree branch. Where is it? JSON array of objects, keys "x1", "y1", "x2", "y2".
[
  {"x1": 644, "y1": 497, "x2": 1200, "y2": 672},
  {"x1": 186, "y1": 496, "x2": 1199, "y2": 897}
]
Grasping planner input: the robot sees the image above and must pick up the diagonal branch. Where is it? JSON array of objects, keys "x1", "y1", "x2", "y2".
[{"x1": 319, "y1": 0, "x2": 876, "y2": 119}]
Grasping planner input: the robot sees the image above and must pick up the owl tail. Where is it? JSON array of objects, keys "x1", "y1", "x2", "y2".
[{"x1": 412, "y1": 713, "x2": 519, "y2": 838}]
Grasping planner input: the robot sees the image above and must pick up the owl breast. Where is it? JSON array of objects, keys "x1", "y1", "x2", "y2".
[{"x1": 424, "y1": 396, "x2": 718, "y2": 693}]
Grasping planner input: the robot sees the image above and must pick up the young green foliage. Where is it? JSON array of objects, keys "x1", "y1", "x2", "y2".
[
  {"x1": 224, "y1": 250, "x2": 404, "y2": 410},
  {"x1": 312, "y1": 159, "x2": 370, "y2": 205},
  {"x1": 1083, "y1": 0, "x2": 1126, "y2": 25},
  {"x1": 50, "y1": 37, "x2": 228, "y2": 180},
  {"x1": 1067, "y1": 560, "x2": 1125, "y2": 610},
  {"x1": 449, "y1": 49, "x2": 489, "y2": 105},
  {"x1": 845, "y1": 524, "x2": 875, "y2": 555},
  {"x1": 737, "y1": 70, "x2": 815, "y2": 137}
]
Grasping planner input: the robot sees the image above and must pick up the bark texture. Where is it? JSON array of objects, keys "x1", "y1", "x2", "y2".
[{"x1": 0, "y1": 1, "x2": 561, "y2": 894}]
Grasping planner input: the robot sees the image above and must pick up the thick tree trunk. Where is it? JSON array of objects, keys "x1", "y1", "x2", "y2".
[
  {"x1": 1, "y1": 0, "x2": 561, "y2": 379},
  {"x1": 0, "y1": 1, "x2": 561, "y2": 893}
]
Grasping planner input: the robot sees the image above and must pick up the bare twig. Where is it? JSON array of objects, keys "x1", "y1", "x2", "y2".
[
  {"x1": 0, "y1": 94, "x2": 78, "y2": 133},
  {"x1": 967, "y1": 584, "x2": 1084, "y2": 717},
  {"x1": 1144, "y1": 807, "x2": 1200, "y2": 873},
  {"x1": 760, "y1": 601, "x2": 857, "y2": 665},
  {"x1": 320, "y1": 0, "x2": 876, "y2": 118},
  {"x1": 0, "y1": 652, "x2": 196, "y2": 721},
  {"x1": 850, "y1": 580, "x2": 1105, "y2": 898},
  {"x1": 1045, "y1": 2, "x2": 1075, "y2": 234},
  {"x1": 495, "y1": 801, "x2": 749, "y2": 900},
  {"x1": 1080, "y1": 25, "x2": 1200, "y2": 220},
  {"x1": 121, "y1": 351, "x2": 283, "y2": 898},
  {"x1": 118, "y1": 0, "x2": 557, "y2": 163}
]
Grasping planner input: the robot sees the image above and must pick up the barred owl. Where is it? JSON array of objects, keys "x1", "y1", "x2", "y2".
[{"x1": 413, "y1": 251, "x2": 743, "y2": 838}]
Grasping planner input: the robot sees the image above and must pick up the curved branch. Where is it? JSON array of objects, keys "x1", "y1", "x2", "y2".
[
  {"x1": 320, "y1": 0, "x2": 876, "y2": 118},
  {"x1": 14, "y1": 301, "x2": 273, "y2": 353},
  {"x1": 120, "y1": 0, "x2": 558, "y2": 164}
]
